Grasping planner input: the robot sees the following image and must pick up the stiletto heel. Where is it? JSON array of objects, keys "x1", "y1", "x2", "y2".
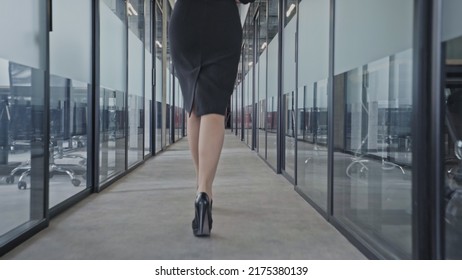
[{"x1": 192, "y1": 192, "x2": 212, "y2": 237}]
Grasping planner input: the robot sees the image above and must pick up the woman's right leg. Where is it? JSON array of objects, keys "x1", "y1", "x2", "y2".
[{"x1": 197, "y1": 113, "x2": 225, "y2": 200}]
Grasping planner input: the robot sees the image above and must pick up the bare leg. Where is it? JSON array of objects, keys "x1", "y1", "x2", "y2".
[
  {"x1": 187, "y1": 110, "x2": 201, "y2": 186},
  {"x1": 197, "y1": 114, "x2": 225, "y2": 200}
]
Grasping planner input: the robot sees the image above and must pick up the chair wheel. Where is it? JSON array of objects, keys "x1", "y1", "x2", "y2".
[
  {"x1": 6, "y1": 176, "x2": 14, "y2": 184},
  {"x1": 71, "y1": 179, "x2": 81, "y2": 187},
  {"x1": 18, "y1": 181, "x2": 27, "y2": 190}
]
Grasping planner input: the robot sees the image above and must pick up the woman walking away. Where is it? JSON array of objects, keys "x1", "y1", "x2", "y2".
[{"x1": 169, "y1": 0, "x2": 255, "y2": 237}]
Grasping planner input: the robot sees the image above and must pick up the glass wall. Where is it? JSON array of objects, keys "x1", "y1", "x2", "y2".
[
  {"x1": 166, "y1": 66, "x2": 172, "y2": 144},
  {"x1": 166, "y1": 3, "x2": 173, "y2": 145},
  {"x1": 0, "y1": 0, "x2": 47, "y2": 242},
  {"x1": 144, "y1": 0, "x2": 153, "y2": 156},
  {"x1": 442, "y1": 0, "x2": 462, "y2": 260},
  {"x1": 174, "y1": 76, "x2": 184, "y2": 141},
  {"x1": 237, "y1": 84, "x2": 242, "y2": 138},
  {"x1": 256, "y1": 2, "x2": 267, "y2": 158},
  {"x1": 243, "y1": 8, "x2": 254, "y2": 149},
  {"x1": 0, "y1": 0, "x2": 182, "y2": 255},
  {"x1": 48, "y1": 0, "x2": 92, "y2": 207},
  {"x1": 99, "y1": 0, "x2": 127, "y2": 183},
  {"x1": 333, "y1": 0, "x2": 413, "y2": 258},
  {"x1": 282, "y1": 0, "x2": 298, "y2": 180},
  {"x1": 296, "y1": 0, "x2": 330, "y2": 210},
  {"x1": 127, "y1": 0, "x2": 145, "y2": 167},
  {"x1": 154, "y1": 0, "x2": 163, "y2": 153},
  {"x1": 266, "y1": 0, "x2": 279, "y2": 170}
]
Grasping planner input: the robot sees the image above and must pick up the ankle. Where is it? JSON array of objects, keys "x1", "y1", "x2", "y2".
[{"x1": 196, "y1": 190, "x2": 212, "y2": 201}]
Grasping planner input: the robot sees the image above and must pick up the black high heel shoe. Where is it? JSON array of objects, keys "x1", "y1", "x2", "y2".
[{"x1": 192, "y1": 193, "x2": 212, "y2": 237}]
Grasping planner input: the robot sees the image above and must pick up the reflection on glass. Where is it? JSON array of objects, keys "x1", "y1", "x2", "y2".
[
  {"x1": 0, "y1": 59, "x2": 45, "y2": 236},
  {"x1": 266, "y1": 0, "x2": 279, "y2": 169},
  {"x1": 48, "y1": 0, "x2": 92, "y2": 206},
  {"x1": 285, "y1": 0, "x2": 298, "y2": 26},
  {"x1": 155, "y1": 2, "x2": 163, "y2": 152},
  {"x1": 102, "y1": 0, "x2": 126, "y2": 20},
  {"x1": 282, "y1": 0, "x2": 297, "y2": 179},
  {"x1": 127, "y1": 93, "x2": 143, "y2": 166},
  {"x1": 100, "y1": 0, "x2": 127, "y2": 182},
  {"x1": 166, "y1": 68, "x2": 172, "y2": 144},
  {"x1": 243, "y1": 5, "x2": 255, "y2": 149},
  {"x1": 237, "y1": 86, "x2": 242, "y2": 136},
  {"x1": 145, "y1": 51, "x2": 152, "y2": 155},
  {"x1": 283, "y1": 91, "x2": 296, "y2": 177},
  {"x1": 128, "y1": 46, "x2": 144, "y2": 166},
  {"x1": 255, "y1": 3, "x2": 267, "y2": 157},
  {"x1": 443, "y1": 35, "x2": 462, "y2": 259},
  {"x1": 49, "y1": 77, "x2": 89, "y2": 207},
  {"x1": 127, "y1": 0, "x2": 145, "y2": 39},
  {"x1": 297, "y1": 80, "x2": 328, "y2": 209},
  {"x1": 333, "y1": 50, "x2": 413, "y2": 258},
  {"x1": 127, "y1": 0, "x2": 145, "y2": 166},
  {"x1": 144, "y1": 0, "x2": 152, "y2": 156},
  {"x1": 174, "y1": 77, "x2": 183, "y2": 141},
  {"x1": 100, "y1": 88, "x2": 126, "y2": 182}
]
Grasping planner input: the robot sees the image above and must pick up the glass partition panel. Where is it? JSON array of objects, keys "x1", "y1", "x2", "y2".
[
  {"x1": 267, "y1": 52, "x2": 278, "y2": 166},
  {"x1": 155, "y1": 1, "x2": 163, "y2": 152},
  {"x1": 99, "y1": 0, "x2": 127, "y2": 183},
  {"x1": 144, "y1": 0, "x2": 152, "y2": 156},
  {"x1": 442, "y1": 0, "x2": 462, "y2": 260},
  {"x1": 296, "y1": 0, "x2": 329, "y2": 203},
  {"x1": 282, "y1": 0, "x2": 298, "y2": 179},
  {"x1": 128, "y1": 4, "x2": 145, "y2": 166},
  {"x1": 99, "y1": 88, "x2": 126, "y2": 182},
  {"x1": 333, "y1": 0, "x2": 413, "y2": 258},
  {"x1": 0, "y1": 0, "x2": 47, "y2": 241},
  {"x1": 49, "y1": 0, "x2": 92, "y2": 206},
  {"x1": 145, "y1": 52, "x2": 152, "y2": 156},
  {"x1": 254, "y1": 3, "x2": 267, "y2": 157}
]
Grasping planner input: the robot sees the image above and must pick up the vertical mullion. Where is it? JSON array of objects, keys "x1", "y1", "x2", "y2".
[
  {"x1": 43, "y1": 0, "x2": 51, "y2": 218},
  {"x1": 294, "y1": 0, "x2": 299, "y2": 185},
  {"x1": 252, "y1": 9, "x2": 258, "y2": 151},
  {"x1": 241, "y1": 48, "x2": 245, "y2": 141},
  {"x1": 276, "y1": 0, "x2": 283, "y2": 174},
  {"x1": 412, "y1": 0, "x2": 433, "y2": 259},
  {"x1": 125, "y1": 0, "x2": 129, "y2": 171},
  {"x1": 92, "y1": 0, "x2": 101, "y2": 191},
  {"x1": 142, "y1": 0, "x2": 146, "y2": 158},
  {"x1": 171, "y1": 67, "x2": 175, "y2": 143},
  {"x1": 431, "y1": 0, "x2": 444, "y2": 259},
  {"x1": 151, "y1": 0, "x2": 155, "y2": 153},
  {"x1": 327, "y1": 0, "x2": 335, "y2": 217}
]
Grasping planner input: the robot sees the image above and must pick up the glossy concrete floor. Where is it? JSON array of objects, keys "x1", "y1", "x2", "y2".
[{"x1": 3, "y1": 131, "x2": 366, "y2": 259}]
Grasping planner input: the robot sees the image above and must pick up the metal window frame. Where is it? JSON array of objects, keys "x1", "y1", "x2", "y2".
[{"x1": 411, "y1": 0, "x2": 445, "y2": 259}]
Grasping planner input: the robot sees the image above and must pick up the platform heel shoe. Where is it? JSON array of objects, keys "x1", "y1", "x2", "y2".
[{"x1": 192, "y1": 192, "x2": 212, "y2": 237}]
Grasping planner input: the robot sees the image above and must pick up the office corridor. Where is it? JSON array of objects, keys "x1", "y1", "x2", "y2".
[{"x1": 3, "y1": 132, "x2": 365, "y2": 260}]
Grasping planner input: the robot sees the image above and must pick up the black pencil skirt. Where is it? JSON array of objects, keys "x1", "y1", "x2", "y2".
[{"x1": 169, "y1": 0, "x2": 242, "y2": 117}]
